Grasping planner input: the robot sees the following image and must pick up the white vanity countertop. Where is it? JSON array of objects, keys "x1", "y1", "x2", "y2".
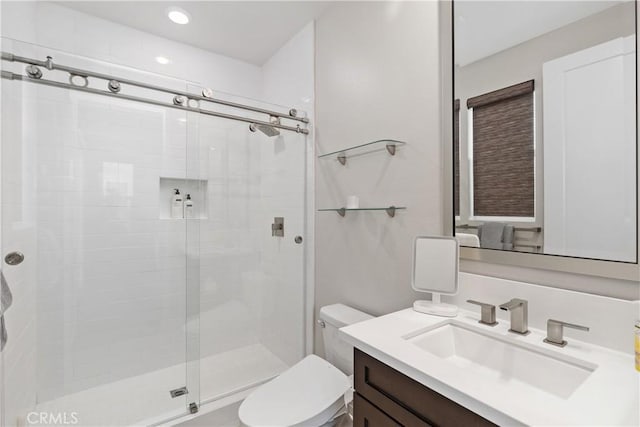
[{"x1": 340, "y1": 308, "x2": 639, "y2": 426}]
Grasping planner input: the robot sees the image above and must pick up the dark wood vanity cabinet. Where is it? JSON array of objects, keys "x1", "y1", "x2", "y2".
[{"x1": 353, "y1": 349, "x2": 496, "y2": 427}]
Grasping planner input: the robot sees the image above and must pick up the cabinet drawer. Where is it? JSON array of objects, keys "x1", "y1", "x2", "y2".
[
  {"x1": 353, "y1": 393, "x2": 401, "y2": 427},
  {"x1": 354, "y1": 348, "x2": 496, "y2": 427}
]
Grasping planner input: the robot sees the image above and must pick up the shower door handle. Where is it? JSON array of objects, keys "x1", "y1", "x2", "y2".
[{"x1": 4, "y1": 252, "x2": 24, "y2": 266}]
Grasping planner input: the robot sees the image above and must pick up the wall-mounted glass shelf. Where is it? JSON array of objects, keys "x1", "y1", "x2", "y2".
[
  {"x1": 318, "y1": 139, "x2": 406, "y2": 165},
  {"x1": 318, "y1": 206, "x2": 406, "y2": 218}
]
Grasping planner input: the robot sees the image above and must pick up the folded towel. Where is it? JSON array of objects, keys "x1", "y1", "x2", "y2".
[
  {"x1": 478, "y1": 222, "x2": 516, "y2": 250},
  {"x1": 1, "y1": 271, "x2": 12, "y2": 351},
  {"x1": 478, "y1": 222, "x2": 506, "y2": 250},
  {"x1": 503, "y1": 225, "x2": 515, "y2": 250}
]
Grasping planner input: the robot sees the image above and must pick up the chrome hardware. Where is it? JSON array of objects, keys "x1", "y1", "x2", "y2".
[
  {"x1": 272, "y1": 217, "x2": 284, "y2": 237},
  {"x1": 107, "y1": 80, "x2": 121, "y2": 93},
  {"x1": 25, "y1": 65, "x2": 42, "y2": 79},
  {"x1": 337, "y1": 208, "x2": 346, "y2": 217},
  {"x1": 187, "y1": 98, "x2": 199, "y2": 108},
  {"x1": 173, "y1": 95, "x2": 186, "y2": 106},
  {"x1": 499, "y1": 298, "x2": 529, "y2": 335},
  {"x1": 1, "y1": 51, "x2": 311, "y2": 135},
  {"x1": 467, "y1": 300, "x2": 498, "y2": 326},
  {"x1": 337, "y1": 153, "x2": 347, "y2": 165},
  {"x1": 543, "y1": 319, "x2": 589, "y2": 347},
  {"x1": 317, "y1": 319, "x2": 326, "y2": 328},
  {"x1": 4, "y1": 252, "x2": 24, "y2": 266},
  {"x1": 385, "y1": 206, "x2": 398, "y2": 218},
  {"x1": 386, "y1": 143, "x2": 397, "y2": 155},
  {"x1": 202, "y1": 87, "x2": 213, "y2": 98},
  {"x1": 294, "y1": 236, "x2": 303, "y2": 244},
  {"x1": 189, "y1": 402, "x2": 198, "y2": 414},
  {"x1": 170, "y1": 387, "x2": 188, "y2": 398},
  {"x1": 69, "y1": 74, "x2": 88, "y2": 87},
  {"x1": 289, "y1": 108, "x2": 298, "y2": 117},
  {"x1": 249, "y1": 123, "x2": 257, "y2": 132}
]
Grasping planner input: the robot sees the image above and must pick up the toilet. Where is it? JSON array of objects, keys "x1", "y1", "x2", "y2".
[{"x1": 238, "y1": 304, "x2": 373, "y2": 427}]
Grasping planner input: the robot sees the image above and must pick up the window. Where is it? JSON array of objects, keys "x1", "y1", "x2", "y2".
[{"x1": 467, "y1": 80, "x2": 535, "y2": 218}]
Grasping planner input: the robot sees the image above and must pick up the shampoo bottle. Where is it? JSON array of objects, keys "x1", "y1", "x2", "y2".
[
  {"x1": 171, "y1": 189, "x2": 183, "y2": 219},
  {"x1": 184, "y1": 194, "x2": 194, "y2": 219}
]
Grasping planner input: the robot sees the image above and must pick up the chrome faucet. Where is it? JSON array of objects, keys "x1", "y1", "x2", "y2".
[
  {"x1": 499, "y1": 298, "x2": 529, "y2": 335},
  {"x1": 543, "y1": 319, "x2": 589, "y2": 347},
  {"x1": 466, "y1": 300, "x2": 498, "y2": 326}
]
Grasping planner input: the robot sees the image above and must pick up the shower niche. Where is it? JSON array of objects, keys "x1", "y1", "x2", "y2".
[{"x1": 159, "y1": 177, "x2": 209, "y2": 220}]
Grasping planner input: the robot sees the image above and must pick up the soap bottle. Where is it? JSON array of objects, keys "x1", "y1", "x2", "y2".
[
  {"x1": 184, "y1": 194, "x2": 194, "y2": 219},
  {"x1": 171, "y1": 189, "x2": 183, "y2": 219}
]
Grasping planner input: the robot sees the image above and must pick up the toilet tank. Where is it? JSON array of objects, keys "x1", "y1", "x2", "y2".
[{"x1": 319, "y1": 304, "x2": 373, "y2": 375}]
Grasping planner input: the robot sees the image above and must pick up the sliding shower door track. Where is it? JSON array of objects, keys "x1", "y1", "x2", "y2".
[{"x1": 1, "y1": 52, "x2": 309, "y2": 135}]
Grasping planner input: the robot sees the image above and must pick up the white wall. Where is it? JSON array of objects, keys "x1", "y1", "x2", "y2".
[
  {"x1": 314, "y1": 1, "x2": 443, "y2": 355},
  {"x1": 262, "y1": 22, "x2": 315, "y2": 114},
  {"x1": 0, "y1": 1, "x2": 263, "y2": 99}
]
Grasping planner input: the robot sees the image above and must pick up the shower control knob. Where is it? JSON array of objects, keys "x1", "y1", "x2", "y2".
[
  {"x1": 294, "y1": 236, "x2": 303, "y2": 244},
  {"x1": 4, "y1": 251, "x2": 24, "y2": 266}
]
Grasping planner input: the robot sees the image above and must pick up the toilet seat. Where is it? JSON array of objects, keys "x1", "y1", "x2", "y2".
[{"x1": 238, "y1": 354, "x2": 350, "y2": 427}]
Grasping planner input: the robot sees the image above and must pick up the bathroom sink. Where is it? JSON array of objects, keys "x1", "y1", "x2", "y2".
[{"x1": 404, "y1": 321, "x2": 597, "y2": 399}]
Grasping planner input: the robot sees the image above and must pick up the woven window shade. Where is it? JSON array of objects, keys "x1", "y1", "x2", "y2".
[
  {"x1": 453, "y1": 99, "x2": 460, "y2": 216},
  {"x1": 468, "y1": 80, "x2": 534, "y2": 217}
]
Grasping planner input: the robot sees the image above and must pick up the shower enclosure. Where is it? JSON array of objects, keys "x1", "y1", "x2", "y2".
[{"x1": 0, "y1": 39, "x2": 310, "y2": 426}]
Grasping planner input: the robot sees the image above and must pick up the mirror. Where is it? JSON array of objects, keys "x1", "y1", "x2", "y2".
[
  {"x1": 412, "y1": 236, "x2": 459, "y2": 317},
  {"x1": 453, "y1": 0, "x2": 637, "y2": 264}
]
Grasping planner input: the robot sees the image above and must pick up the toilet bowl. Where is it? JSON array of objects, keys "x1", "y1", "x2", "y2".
[{"x1": 238, "y1": 304, "x2": 373, "y2": 427}]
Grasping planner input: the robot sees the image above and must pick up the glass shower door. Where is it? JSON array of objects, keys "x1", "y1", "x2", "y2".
[
  {"x1": 188, "y1": 93, "x2": 308, "y2": 405},
  {"x1": 0, "y1": 39, "x2": 195, "y2": 426}
]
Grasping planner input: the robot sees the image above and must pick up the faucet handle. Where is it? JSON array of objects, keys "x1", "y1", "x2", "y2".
[
  {"x1": 544, "y1": 319, "x2": 589, "y2": 347},
  {"x1": 466, "y1": 300, "x2": 498, "y2": 326}
]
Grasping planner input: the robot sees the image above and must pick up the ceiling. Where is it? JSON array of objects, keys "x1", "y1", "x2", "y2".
[
  {"x1": 57, "y1": 1, "x2": 331, "y2": 65},
  {"x1": 455, "y1": 0, "x2": 626, "y2": 66}
]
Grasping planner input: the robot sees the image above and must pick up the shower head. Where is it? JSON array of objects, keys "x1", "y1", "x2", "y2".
[{"x1": 249, "y1": 116, "x2": 281, "y2": 137}]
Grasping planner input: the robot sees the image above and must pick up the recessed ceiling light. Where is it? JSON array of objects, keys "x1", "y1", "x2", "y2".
[
  {"x1": 155, "y1": 56, "x2": 170, "y2": 65},
  {"x1": 167, "y1": 7, "x2": 190, "y2": 25}
]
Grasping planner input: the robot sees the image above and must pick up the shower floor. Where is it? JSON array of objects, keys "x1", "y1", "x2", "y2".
[{"x1": 34, "y1": 343, "x2": 289, "y2": 426}]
